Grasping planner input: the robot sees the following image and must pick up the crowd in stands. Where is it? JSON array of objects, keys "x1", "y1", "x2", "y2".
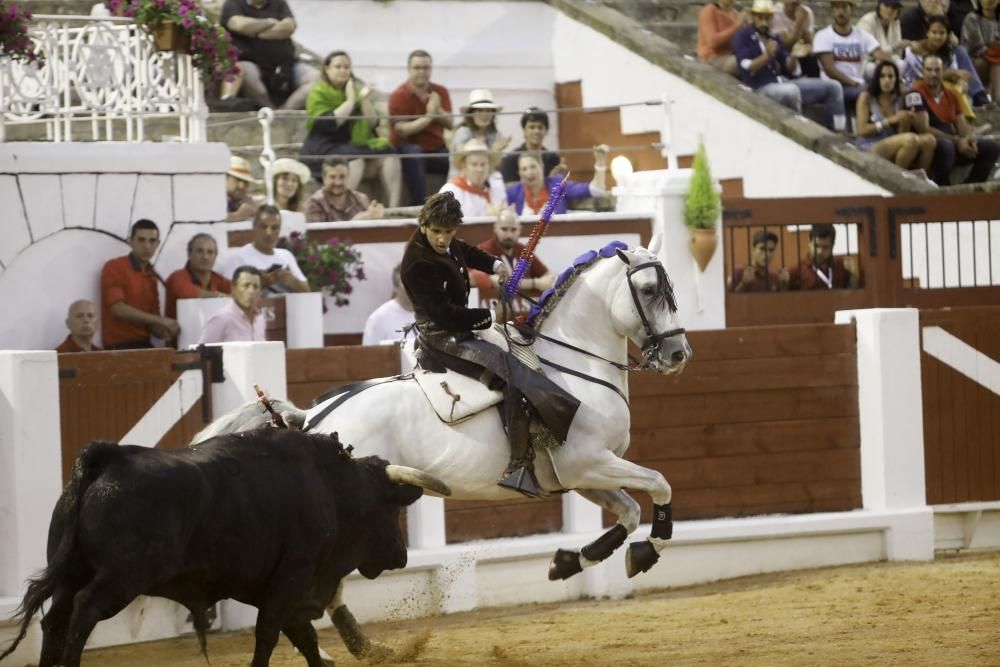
[
  {"x1": 699, "y1": 0, "x2": 1000, "y2": 185},
  {"x1": 728, "y1": 224, "x2": 860, "y2": 292}
]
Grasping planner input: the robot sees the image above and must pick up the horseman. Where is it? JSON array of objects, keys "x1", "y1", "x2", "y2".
[{"x1": 400, "y1": 191, "x2": 580, "y2": 498}]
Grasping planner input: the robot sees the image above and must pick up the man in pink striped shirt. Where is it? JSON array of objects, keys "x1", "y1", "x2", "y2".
[{"x1": 198, "y1": 266, "x2": 267, "y2": 344}]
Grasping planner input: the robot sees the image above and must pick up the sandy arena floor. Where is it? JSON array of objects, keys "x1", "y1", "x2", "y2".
[{"x1": 80, "y1": 551, "x2": 1000, "y2": 666}]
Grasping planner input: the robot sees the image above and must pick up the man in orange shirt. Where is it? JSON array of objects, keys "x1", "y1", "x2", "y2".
[
  {"x1": 165, "y1": 234, "x2": 231, "y2": 320},
  {"x1": 698, "y1": 0, "x2": 750, "y2": 75},
  {"x1": 101, "y1": 219, "x2": 180, "y2": 349},
  {"x1": 56, "y1": 300, "x2": 103, "y2": 353}
]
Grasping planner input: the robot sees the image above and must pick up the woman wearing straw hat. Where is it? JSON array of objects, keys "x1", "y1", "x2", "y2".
[
  {"x1": 438, "y1": 138, "x2": 507, "y2": 218},
  {"x1": 270, "y1": 158, "x2": 311, "y2": 212},
  {"x1": 448, "y1": 89, "x2": 511, "y2": 175},
  {"x1": 301, "y1": 50, "x2": 403, "y2": 207}
]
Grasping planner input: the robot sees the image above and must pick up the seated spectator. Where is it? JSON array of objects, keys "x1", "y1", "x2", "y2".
[
  {"x1": 219, "y1": 0, "x2": 319, "y2": 110},
  {"x1": 902, "y1": 0, "x2": 991, "y2": 105},
  {"x1": 914, "y1": 55, "x2": 1000, "y2": 184},
  {"x1": 499, "y1": 107, "x2": 563, "y2": 185},
  {"x1": 389, "y1": 49, "x2": 454, "y2": 205},
  {"x1": 733, "y1": 0, "x2": 847, "y2": 132},
  {"x1": 362, "y1": 264, "x2": 415, "y2": 345},
  {"x1": 729, "y1": 230, "x2": 789, "y2": 292},
  {"x1": 961, "y1": 0, "x2": 1000, "y2": 105},
  {"x1": 56, "y1": 299, "x2": 102, "y2": 353},
  {"x1": 773, "y1": 0, "x2": 820, "y2": 77},
  {"x1": 226, "y1": 156, "x2": 261, "y2": 223},
  {"x1": 814, "y1": 0, "x2": 889, "y2": 115},
  {"x1": 224, "y1": 205, "x2": 310, "y2": 295},
  {"x1": 198, "y1": 266, "x2": 266, "y2": 344},
  {"x1": 449, "y1": 89, "x2": 510, "y2": 177},
  {"x1": 271, "y1": 158, "x2": 311, "y2": 212},
  {"x1": 856, "y1": 60, "x2": 936, "y2": 174},
  {"x1": 439, "y1": 139, "x2": 506, "y2": 218},
  {"x1": 697, "y1": 0, "x2": 749, "y2": 76},
  {"x1": 300, "y1": 51, "x2": 402, "y2": 206},
  {"x1": 857, "y1": 0, "x2": 909, "y2": 76},
  {"x1": 506, "y1": 146, "x2": 609, "y2": 215},
  {"x1": 903, "y1": 17, "x2": 979, "y2": 117},
  {"x1": 101, "y1": 219, "x2": 179, "y2": 349},
  {"x1": 789, "y1": 223, "x2": 859, "y2": 289},
  {"x1": 165, "y1": 234, "x2": 231, "y2": 321},
  {"x1": 305, "y1": 158, "x2": 386, "y2": 222}
]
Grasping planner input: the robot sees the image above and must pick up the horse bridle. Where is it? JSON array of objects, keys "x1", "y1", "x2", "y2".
[{"x1": 625, "y1": 261, "x2": 686, "y2": 369}]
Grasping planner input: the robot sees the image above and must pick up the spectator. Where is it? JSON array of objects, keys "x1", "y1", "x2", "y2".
[
  {"x1": 814, "y1": 0, "x2": 889, "y2": 115},
  {"x1": 198, "y1": 266, "x2": 266, "y2": 344},
  {"x1": 101, "y1": 219, "x2": 179, "y2": 349},
  {"x1": 856, "y1": 60, "x2": 937, "y2": 174},
  {"x1": 773, "y1": 0, "x2": 821, "y2": 77},
  {"x1": 902, "y1": 16, "x2": 980, "y2": 117},
  {"x1": 219, "y1": 0, "x2": 319, "y2": 110},
  {"x1": 226, "y1": 156, "x2": 261, "y2": 223},
  {"x1": 857, "y1": 0, "x2": 909, "y2": 76},
  {"x1": 499, "y1": 107, "x2": 563, "y2": 185},
  {"x1": 506, "y1": 146, "x2": 609, "y2": 215},
  {"x1": 389, "y1": 49, "x2": 454, "y2": 205},
  {"x1": 439, "y1": 139, "x2": 506, "y2": 218},
  {"x1": 271, "y1": 158, "x2": 311, "y2": 212},
  {"x1": 902, "y1": 0, "x2": 991, "y2": 104},
  {"x1": 224, "y1": 205, "x2": 310, "y2": 295},
  {"x1": 165, "y1": 234, "x2": 231, "y2": 321},
  {"x1": 789, "y1": 223, "x2": 859, "y2": 289},
  {"x1": 469, "y1": 207, "x2": 556, "y2": 311},
  {"x1": 361, "y1": 264, "x2": 415, "y2": 345},
  {"x1": 56, "y1": 299, "x2": 102, "y2": 353},
  {"x1": 729, "y1": 230, "x2": 789, "y2": 292},
  {"x1": 300, "y1": 51, "x2": 402, "y2": 206},
  {"x1": 733, "y1": 0, "x2": 847, "y2": 132},
  {"x1": 698, "y1": 0, "x2": 749, "y2": 76},
  {"x1": 961, "y1": 0, "x2": 1000, "y2": 104},
  {"x1": 305, "y1": 157, "x2": 385, "y2": 222},
  {"x1": 449, "y1": 89, "x2": 510, "y2": 179},
  {"x1": 914, "y1": 55, "x2": 1000, "y2": 184}
]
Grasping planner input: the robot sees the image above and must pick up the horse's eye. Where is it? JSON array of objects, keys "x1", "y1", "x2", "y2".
[{"x1": 641, "y1": 286, "x2": 655, "y2": 297}]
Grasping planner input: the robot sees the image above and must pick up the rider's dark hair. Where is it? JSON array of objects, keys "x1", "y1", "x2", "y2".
[{"x1": 419, "y1": 191, "x2": 464, "y2": 230}]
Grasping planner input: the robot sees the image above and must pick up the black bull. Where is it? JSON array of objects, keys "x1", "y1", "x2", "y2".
[{"x1": 0, "y1": 429, "x2": 449, "y2": 667}]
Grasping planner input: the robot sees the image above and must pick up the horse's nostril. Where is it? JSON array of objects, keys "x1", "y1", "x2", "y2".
[{"x1": 671, "y1": 350, "x2": 685, "y2": 364}]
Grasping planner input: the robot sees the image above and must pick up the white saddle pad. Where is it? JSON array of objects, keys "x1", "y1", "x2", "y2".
[{"x1": 413, "y1": 367, "x2": 503, "y2": 424}]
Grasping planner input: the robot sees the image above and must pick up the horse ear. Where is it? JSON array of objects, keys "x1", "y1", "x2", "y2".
[
  {"x1": 615, "y1": 248, "x2": 632, "y2": 265},
  {"x1": 648, "y1": 234, "x2": 663, "y2": 255}
]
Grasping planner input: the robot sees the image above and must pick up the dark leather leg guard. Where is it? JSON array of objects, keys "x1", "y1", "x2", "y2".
[
  {"x1": 581, "y1": 523, "x2": 628, "y2": 562},
  {"x1": 498, "y1": 396, "x2": 547, "y2": 499},
  {"x1": 651, "y1": 502, "x2": 673, "y2": 540}
]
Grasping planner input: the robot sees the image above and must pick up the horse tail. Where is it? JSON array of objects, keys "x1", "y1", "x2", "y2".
[
  {"x1": 190, "y1": 397, "x2": 307, "y2": 444},
  {"x1": 0, "y1": 441, "x2": 119, "y2": 662}
]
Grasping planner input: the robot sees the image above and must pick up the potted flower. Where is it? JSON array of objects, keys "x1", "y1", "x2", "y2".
[
  {"x1": 188, "y1": 18, "x2": 240, "y2": 85},
  {"x1": 0, "y1": 1, "x2": 43, "y2": 64},
  {"x1": 683, "y1": 139, "x2": 722, "y2": 272},
  {"x1": 279, "y1": 232, "x2": 366, "y2": 308}
]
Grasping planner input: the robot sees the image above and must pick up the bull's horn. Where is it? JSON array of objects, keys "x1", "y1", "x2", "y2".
[{"x1": 385, "y1": 465, "x2": 452, "y2": 496}]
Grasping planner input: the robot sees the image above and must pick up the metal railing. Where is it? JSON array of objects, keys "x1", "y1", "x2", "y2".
[
  {"x1": 0, "y1": 15, "x2": 206, "y2": 143},
  {"x1": 900, "y1": 219, "x2": 1000, "y2": 289}
]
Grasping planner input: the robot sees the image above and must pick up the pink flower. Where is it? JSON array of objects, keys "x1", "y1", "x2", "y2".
[
  {"x1": 289, "y1": 230, "x2": 301, "y2": 239},
  {"x1": 328, "y1": 270, "x2": 339, "y2": 283},
  {"x1": 327, "y1": 236, "x2": 340, "y2": 246},
  {"x1": 307, "y1": 253, "x2": 319, "y2": 263},
  {"x1": 356, "y1": 267, "x2": 366, "y2": 280},
  {"x1": 180, "y1": 17, "x2": 194, "y2": 29}
]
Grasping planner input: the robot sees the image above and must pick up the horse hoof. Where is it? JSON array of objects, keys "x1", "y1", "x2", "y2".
[
  {"x1": 625, "y1": 540, "x2": 659, "y2": 578},
  {"x1": 549, "y1": 548, "x2": 583, "y2": 580}
]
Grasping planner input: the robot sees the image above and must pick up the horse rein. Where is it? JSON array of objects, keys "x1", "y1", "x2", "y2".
[{"x1": 625, "y1": 261, "x2": 686, "y2": 368}]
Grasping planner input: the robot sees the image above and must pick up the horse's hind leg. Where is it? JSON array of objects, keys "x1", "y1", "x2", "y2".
[{"x1": 549, "y1": 489, "x2": 641, "y2": 580}]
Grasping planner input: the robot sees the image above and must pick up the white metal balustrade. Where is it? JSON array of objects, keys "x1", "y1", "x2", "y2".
[{"x1": 0, "y1": 15, "x2": 206, "y2": 143}]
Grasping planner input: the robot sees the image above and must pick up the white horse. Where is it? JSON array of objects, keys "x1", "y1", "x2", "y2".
[{"x1": 196, "y1": 238, "x2": 691, "y2": 659}]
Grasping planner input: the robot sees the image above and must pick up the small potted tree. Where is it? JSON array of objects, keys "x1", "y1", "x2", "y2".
[{"x1": 683, "y1": 139, "x2": 721, "y2": 272}]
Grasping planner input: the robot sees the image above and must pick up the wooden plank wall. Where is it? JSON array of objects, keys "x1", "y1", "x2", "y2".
[
  {"x1": 285, "y1": 345, "x2": 401, "y2": 407},
  {"x1": 920, "y1": 307, "x2": 1000, "y2": 505},
  {"x1": 57, "y1": 349, "x2": 206, "y2": 484},
  {"x1": 617, "y1": 323, "x2": 862, "y2": 524}
]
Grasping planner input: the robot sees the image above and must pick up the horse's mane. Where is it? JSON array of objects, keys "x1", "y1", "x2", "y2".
[{"x1": 527, "y1": 240, "x2": 676, "y2": 329}]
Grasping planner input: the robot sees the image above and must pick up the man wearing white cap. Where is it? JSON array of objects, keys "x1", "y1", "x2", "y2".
[
  {"x1": 226, "y1": 156, "x2": 262, "y2": 223},
  {"x1": 733, "y1": 0, "x2": 847, "y2": 131}
]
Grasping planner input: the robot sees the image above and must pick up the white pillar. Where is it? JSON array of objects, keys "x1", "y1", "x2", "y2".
[
  {"x1": 0, "y1": 352, "x2": 63, "y2": 594},
  {"x1": 210, "y1": 341, "x2": 287, "y2": 416},
  {"x1": 284, "y1": 292, "x2": 324, "y2": 349},
  {"x1": 407, "y1": 496, "x2": 446, "y2": 550},
  {"x1": 562, "y1": 491, "x2": 602, "y2": 534}
]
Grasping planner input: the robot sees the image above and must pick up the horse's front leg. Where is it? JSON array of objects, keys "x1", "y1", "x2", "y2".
[
  {"x1": 549, "y1": 489, "x2": 641, "y2": 580},
  {"x1": 571, "y1": 453, "x2": 673, "y2": 578}
]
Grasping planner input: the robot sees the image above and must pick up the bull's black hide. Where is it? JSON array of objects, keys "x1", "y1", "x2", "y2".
[{"x1": 0, "y1": 429, "x2": 423, "y2": 667}]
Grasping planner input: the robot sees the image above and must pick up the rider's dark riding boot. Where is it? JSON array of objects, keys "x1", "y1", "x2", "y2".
[{"x1": 498, "y1": 399, "x2": 547, "y2": 499}]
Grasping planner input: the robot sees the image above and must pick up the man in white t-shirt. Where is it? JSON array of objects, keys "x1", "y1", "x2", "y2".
[
  {"x1": 223, "y1": 204, "x2": 309, "y2": 296},
  {"x1": 362, "y1": 264, "x2": 415, "y2": 345},
  {"x1": 813, "y1": 0, "x2": 889, "y2": 113}
]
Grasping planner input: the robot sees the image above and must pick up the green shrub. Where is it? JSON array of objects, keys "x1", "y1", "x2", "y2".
[{"x1": 683, "y1": 140, "x2": 721, "y2": 231}]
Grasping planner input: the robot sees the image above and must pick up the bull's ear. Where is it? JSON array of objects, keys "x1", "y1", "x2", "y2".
[{"x1": 616, "y1": 248, "x2": 632, "y2": 266}]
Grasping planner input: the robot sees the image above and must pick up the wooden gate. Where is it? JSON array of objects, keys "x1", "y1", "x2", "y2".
[
  {"x1": 57, "y1": 348, "x2": 213, "y2": 484},
  {"x1": 919, "y1": 306, "x2": 1000, "y2": 505}
]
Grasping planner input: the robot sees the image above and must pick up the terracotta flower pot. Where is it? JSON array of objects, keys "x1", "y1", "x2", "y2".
[
  {"x1": 150, "y1": 21, "x2": 191, "y2": 53},
  {"x1": 689, "y1": 227, "x2": 718, "y2": 272}
]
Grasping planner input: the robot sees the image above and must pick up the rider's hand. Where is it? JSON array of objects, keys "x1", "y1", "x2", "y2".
[{"x1": 495, "y1": 262, "x2": 512, "y2": 284}]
